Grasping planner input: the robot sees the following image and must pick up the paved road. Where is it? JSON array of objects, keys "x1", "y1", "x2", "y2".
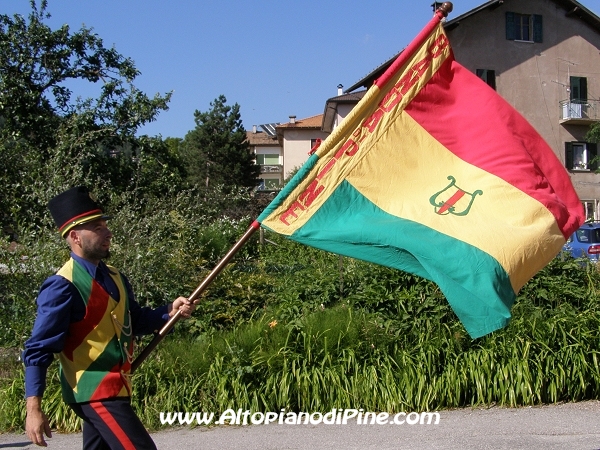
[{"x1": 2, "y1": 401, "x2": 600, "y2": 449}]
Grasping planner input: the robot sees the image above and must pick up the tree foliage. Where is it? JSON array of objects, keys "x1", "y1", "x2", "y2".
[
  {"x1": 0, "y1": 0, "x2": 171, "y2": 148},
  {"x1": 586, "y1": 123, "x2": 600, "y2": 144},
  {"x1": 0, "y1": 0, "x2": 182, "y2": 236},
  {"x1": 586, "y1": 127, "x2": 598, "y2": 143},
  {"x1": 585, "y1": 124, "x2": 600, "y2": 172},
  {"x1": 182, "y1": 95, "x2": 259, "y2": 189}
]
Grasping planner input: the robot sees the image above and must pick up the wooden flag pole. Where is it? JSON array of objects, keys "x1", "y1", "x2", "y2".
[
  {"x1": 131, "y1": 220, "x2": 261, "y2": 373},
  {"x1": 132, "y1": 2, "x2": 454, "y2": 373}
]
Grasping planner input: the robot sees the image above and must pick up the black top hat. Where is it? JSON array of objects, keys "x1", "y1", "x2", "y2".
[{"x1": 48, "y1": 186, "x2": 111, "y2": 238}]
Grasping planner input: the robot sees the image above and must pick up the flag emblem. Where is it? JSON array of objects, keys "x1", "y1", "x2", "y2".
[
  {"x1": 258, "y1": 8, "x2": 584, "y2": 338},
  {"x1": 430, "y1": 176, "x2": 483, "y2": 216}
]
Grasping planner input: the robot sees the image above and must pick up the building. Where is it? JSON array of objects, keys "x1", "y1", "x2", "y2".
[
  {"x1": 247, "y1": 116, "x2": 329, "y2": 190},
  {"x1": 257, "y1": 0, "x2": 600, "y2": 216},
  {"x1": 322, "y1": 85, "x2": 367, "y2": 133},
  {"x1": 275, "y1": 114, "x2": 328, "y2": 179},
  {"x1": 338, "y1": 0, "x2": 600, "y2": 219},
  {"x1": 246, "y1": 124, "x2": 283, "y2": 190}
]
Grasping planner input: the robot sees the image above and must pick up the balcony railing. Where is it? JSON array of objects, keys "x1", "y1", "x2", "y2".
[
  {"x1": 260, "y1": 164, "x2": 283, "y2": 174},
  {"x1": 559, "y1": 99, "x2": 600, "y2": 124}
]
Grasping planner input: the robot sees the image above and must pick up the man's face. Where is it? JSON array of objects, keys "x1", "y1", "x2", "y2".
[{"x1": 70, "y1": 219, "x2": 112, "y2": 263}]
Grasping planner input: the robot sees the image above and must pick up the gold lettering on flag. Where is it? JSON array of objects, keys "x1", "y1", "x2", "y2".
[{"x1": 274, "y1": 31, "x2": 450, "y2": 230}]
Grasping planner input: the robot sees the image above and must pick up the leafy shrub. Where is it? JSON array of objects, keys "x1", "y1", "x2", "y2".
[{"x1": 3, "y1": 207, "x2": 600, "y2": 432}]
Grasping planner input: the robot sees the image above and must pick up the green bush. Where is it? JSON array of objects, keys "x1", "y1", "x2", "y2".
[{"x1": 3, "y1": 211, "x2": 600, "y2": 433}]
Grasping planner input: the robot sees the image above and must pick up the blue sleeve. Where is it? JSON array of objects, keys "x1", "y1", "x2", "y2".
[
  {"x1": 22, "y1": 275, "x2": 83, "y2": 398},
  {"x1": 121, "y1": 274, "x2": 170, "y2": 335}
]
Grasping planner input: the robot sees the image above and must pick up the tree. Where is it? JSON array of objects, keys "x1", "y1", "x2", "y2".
[
  {"x1": 0, "y1": 0, "x2": 170, "y2": 149},
  {"x1": 586, "y1": 123, "x2": 600, "y2": 144},
  {"x1": 585, "y1": 124, "x2": 600, "y2": 172},
  {"x1": 182, "y1": 95, "x2": 260, "y2": 189},
  {"x1": 0, "y1": 0, "x2": 177, "y2": 235}
]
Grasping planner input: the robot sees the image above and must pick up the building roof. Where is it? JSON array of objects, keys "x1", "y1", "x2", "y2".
[
  {"x1": 322, "y1": 90, "x2": 367, "y2": 132},
  {"x1": 345, "y1": 0, "x2": 600, "y2": 93},
  {"x1": 276, "y1": 114, "x2": 324, "y2": 130},
  {"x1": 246, "y1": 130, "x2": 280, "y2": 146},
  {"x1": 445, "y1": 0, "x2": 600, "y2": 30},
  {"x1": 275, "y1": 114, "x2": 324, "y2": 145}
]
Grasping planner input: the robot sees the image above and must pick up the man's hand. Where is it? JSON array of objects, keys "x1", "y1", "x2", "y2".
[
  {"x1": 26, "y1": 396, "x2": 51, "y2": 447},
  {"x1": 169, "y1": 297, "x2": 196, "y2": 319}
]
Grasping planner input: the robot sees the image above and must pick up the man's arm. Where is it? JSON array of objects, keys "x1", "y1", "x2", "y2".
[
  {"x1": 26, "y1": 396, "x2": 51, "y2": 447},
  {"x1": 120, "y1": 270, "x2": 195, "y2": 334},
  {"x1": 23, "y1": 275, "x2": 80, "y2": 447}
]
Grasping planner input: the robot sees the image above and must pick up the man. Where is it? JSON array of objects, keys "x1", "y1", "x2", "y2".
[{"x1": 23, "y1": 186, "x2": 196, "y2": 449}]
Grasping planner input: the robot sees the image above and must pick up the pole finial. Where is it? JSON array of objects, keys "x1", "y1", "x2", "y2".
[{"x1": 437, "y1": 2, "x2": 453, "y2": 17}]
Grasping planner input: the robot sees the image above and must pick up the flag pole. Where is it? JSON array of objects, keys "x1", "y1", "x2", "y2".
[
  {"x1": 132, "y1": 3, "x2": 455, "y2": 372},
  {"x1": 131, "y1": 220, "x2": 261, "y2": 373},
  {"x1": 376, "y1": 1, "x2": 453, "y2": 89},
  {"x1": 438, "y1": 2, "x2": 453, "y2": 16}
]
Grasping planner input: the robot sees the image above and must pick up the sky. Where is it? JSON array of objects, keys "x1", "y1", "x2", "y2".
[{"x1": 4, "y1": 0, "x2": 596, "y2": 139}]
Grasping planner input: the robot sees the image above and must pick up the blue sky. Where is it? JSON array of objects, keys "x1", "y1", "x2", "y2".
[{"x1": 4, "y1": 1, "x2": 598, "y2": 139}]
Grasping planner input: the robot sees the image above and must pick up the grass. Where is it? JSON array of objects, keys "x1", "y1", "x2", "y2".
[
  {"x1": 2, "y1": 297, "x2": 600, "y2": 432},
  {"x1": 2, "y1": 236, "x2": 600, "y2": 432},
  {"x1": 128, "y1": 292, "x2": 599, "y2": 429}
]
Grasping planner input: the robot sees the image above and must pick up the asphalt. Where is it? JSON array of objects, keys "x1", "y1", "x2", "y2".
[{"x1": 1, "y1": 401, "x2": 600, "y2": 449}]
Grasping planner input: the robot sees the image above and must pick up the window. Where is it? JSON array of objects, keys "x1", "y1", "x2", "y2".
[
  {"x1": 264, "y1": 179, "x2": 281, "y2": 189},
  {"x1": 576, "y1": 227, "x2": 600, "y2": 244},
  {"x1": 565, "y1": 142, "x2": 598, "y2": 171},
  {"x1": 563, "y1": 77, "x2": 588, "y2": 119},
  {"x1": 506, "y1": 12, "x2": 542, "y2": 42},
  {"x1": 256, "y1": 154, "x2": 280, "y2": 165},
  {"x1": 570, "y1": 77, "x2": 588, "y2": 102},
  {"x1": 476, "y1": 69, "x2": 496, "y2": 90},
  {"x1": 582, "y1": 200, "x2": 598, "y2": 222}
]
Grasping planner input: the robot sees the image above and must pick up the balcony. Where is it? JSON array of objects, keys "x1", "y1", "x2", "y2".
[
  {"x1": 260, "y1": 164, "x2": 283, "y2": 174},
  {"x1": 559, "y1": 99, "x2": 600, "y2": 125}
]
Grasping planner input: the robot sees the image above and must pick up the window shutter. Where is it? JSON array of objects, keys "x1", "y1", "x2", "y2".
[
  {"x1": 565, "y1": 142, "x2": 574, "y2": 170},
  {"x1": 506, "y1": 12, "x2": 516, "y2": 40},
  {"x1": 571, "y1": 77, "x2": 589, "y2": 101},
  {"x1": 487, "y1": 70, "x2": 496, "y2": 90},
  {"x1": 476, "y1": 69, "x2": 497, "y2": 90},
  {"x1": 533, "y1": 15, "x2": 543, "y2": 42},
  {"x1": 570, "y1": 77, "x2": 578, "y2": 101},
  {"x1": 581, "y1": 77, "x2": 588, "y2": 101},
  {"x1": 589, "y1": 143, "x2": 598, "y2": 171}
]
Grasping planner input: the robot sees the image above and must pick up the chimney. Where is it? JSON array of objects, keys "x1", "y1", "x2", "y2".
[
  {"x1": 289, "y1": 115, "x2": 296, "y2": 124},
  {"x1": 252, "y1": 125, "x2": 257, "y2": 133},
  {"x1": 337, "y1": 84, "x2": 344, "y2": 96}
]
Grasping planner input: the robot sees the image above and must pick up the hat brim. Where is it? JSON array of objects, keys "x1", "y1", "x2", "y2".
[{"x1": 59, "y1": 213, "x2": 112, "y2": 238}]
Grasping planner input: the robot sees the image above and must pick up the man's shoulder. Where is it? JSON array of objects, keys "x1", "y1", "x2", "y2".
[
  {"x1": 104, "y1": 262, "x2": 121, "y2": 274},
  {"x1": 41, "y1": 272, "x2": 71, "y2": 288},
  {"x1": 37, "y1": 272, "x2": 79, "y2": 307},
  {"x1": 102, "y1": 261, "x2": 130, "y2": 283}
]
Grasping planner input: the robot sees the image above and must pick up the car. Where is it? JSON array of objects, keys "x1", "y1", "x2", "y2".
[{"x1": 562, "y1": 221, "x2": 600, "y2": 261}]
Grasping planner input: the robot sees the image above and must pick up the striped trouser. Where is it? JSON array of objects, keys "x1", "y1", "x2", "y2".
[{"x1": 69, "y1": 398, "x2": 157, "y2": 450}]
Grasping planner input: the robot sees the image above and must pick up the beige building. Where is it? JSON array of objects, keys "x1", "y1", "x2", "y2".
[
  {"x1": 276, "y1": 114, "x2": 329, "y2": 179},
  {"x1": 247, "y1": 115, "x2": 330, "y2": 190},
  {"x1": 246, "y1": 124, "x2": 283, "y2": 190}
]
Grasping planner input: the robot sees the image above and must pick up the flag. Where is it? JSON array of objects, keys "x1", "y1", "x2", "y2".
[{"x1": 257, "y1": 11, "x2": 584, "y2": 338}]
